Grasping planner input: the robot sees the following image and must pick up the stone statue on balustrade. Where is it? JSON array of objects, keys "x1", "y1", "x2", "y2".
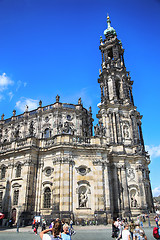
[
  {"x1": 29, "y1": 121, "x2": 34, "y2": 136},
  {"x1": 57, "y1": 122, "x2": 63, "y2": 134},
  {"x1": 94, "y1": 121, "x2": 106, "y2": 137}
]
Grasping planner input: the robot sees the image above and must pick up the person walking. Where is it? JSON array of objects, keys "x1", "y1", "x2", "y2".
[
  {"x1": 129, "y1": 220, "x2": 135, "y2": 240},
  {"x1": 112, "y1": 220, "x2": 119, "y2": 238},
  {"x1": 61, "y1": 224, "x2": 71, "y2": 240},
  {"x1": 34, "y1": 220, "x2": 39, "y2": 235},
  {"x1": 121, "y1": 224, "x2": 131, "y2": 240},
  {"x1": 40, "y1": 221, "x2": 62, "y2": 240},
  {"x1": 42, "y1": 218, "x2": 46, "y2": 231}
]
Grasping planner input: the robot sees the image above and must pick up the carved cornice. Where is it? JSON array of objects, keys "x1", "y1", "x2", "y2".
[
  {"x1": 92, "y1": 159, "x2": 109, "y2": 166},
  {"x1": 116, "y1": 163, "x2": 126, "y2": 170},
  {"x1": 53, "y1": 157, "x2": 74, "y2": 165}
]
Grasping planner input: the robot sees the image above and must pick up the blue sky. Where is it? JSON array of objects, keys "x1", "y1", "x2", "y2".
[{"x1": 0, "y1": 0, "x2": 160, "y2": 196}]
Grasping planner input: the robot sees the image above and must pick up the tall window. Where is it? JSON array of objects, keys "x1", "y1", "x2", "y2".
[
  {"x1": 115, "y1": 80, "x2": 120, "y2": 99},
  {"x1": 0, "y1": 192, "x2": 3, "y2": 209},
  {"x1": 44, "y1": 187, "x2": 51, "y2": 208},
  {"x1": 44, "y1": 128, "x2": 50, "y2": 138},
  {"x1": 16, "y1": 164, "x2": 21, "y2": 178},
  {"x1": 13, "y1": 190, "x2": 19, "y2": 205},
  {"x1": 1, "y1": 167, "x2": 6, "y2": 179}
]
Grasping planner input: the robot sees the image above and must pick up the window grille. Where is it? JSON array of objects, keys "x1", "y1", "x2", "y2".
[
  {"x1": 13, "y1": 190, "x2": 19, "y2": 205},
  {"x1": 44, "y1": 187, "x2": 51, "y2": 208}
]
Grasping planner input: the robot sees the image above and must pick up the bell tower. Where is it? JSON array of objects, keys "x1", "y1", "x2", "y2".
[
  {"x1": 95, "y1": 15, "x2": 154, "y2": 217},
  {"x1": 95, "y1": 15, "x2": 144, "y2": 150}
]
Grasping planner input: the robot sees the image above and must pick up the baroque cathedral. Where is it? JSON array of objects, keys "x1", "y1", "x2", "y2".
[{"x1": 0, "y1": 16, "x2": 154, "y2": 225}]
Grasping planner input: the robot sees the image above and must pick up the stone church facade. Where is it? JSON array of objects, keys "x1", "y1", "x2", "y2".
[{"x1": 0, "y1": 16, "x2": 154, "y2": 225}]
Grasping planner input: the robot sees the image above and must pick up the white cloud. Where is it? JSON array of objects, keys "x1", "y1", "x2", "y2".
[
  {"x1": 8, "y1": 91, "x2": 14, "y2": 101},
  {"x1": 152, "y1": 186, "x2": 160, "y2": 197},
  {"x1": 0, "y1": 73, "x2": 14, "y2": 91},
  {"x1": 16, "y1": 97, "x2": 39, "y2": 112},
  {"x1": 145, "y1": 145, "x2": 160, "y2": 158}
]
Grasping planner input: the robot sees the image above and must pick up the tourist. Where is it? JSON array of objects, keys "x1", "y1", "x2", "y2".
[
  {"x1": 70, "y1": 219, "x2": 73, "y2": 229},
  {"x1": 42, "y1": 218, "x2": 46, "y2": 231},
  {"x1": 122, "y1": 224, "x2": 131, "y2": 240},
  {"x1": 112, "y1": 220, "x2": 119, "y2": 238},
  {"x1": 155, "y1": 215, "x2": 159, "y2": 228},
  {"x1": 32, "y1": 218, "x2": 36, "y2": 230},
  {"x1": 129, "y1": 220, "x2": 135, "y2": 240},
  {"x1": 40, "y1": 221, "x2": 62, "y2": 240},
  {"x1": 61, "y1": 223, "x2": 71, "y2": 240},
  {"x1": 34, "y1": 220, "x2": 39, "y2": 235},
  {"x1": 133, "y1": 222, "x2": 147, "y2": 240}
]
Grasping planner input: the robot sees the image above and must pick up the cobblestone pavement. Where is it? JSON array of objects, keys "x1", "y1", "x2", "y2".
[{"x1": 0, "y1": 226, "x2": 155, "y2": 240}]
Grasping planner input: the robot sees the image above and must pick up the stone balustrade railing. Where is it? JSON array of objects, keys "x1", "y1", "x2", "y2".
[{"x1": 0, "y1": 135, "x2": 104, "y2": 153}]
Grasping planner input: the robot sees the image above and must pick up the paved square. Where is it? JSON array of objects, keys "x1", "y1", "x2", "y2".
[{"x1": 0, "y1": 227, "x2": 155, "y2": 240}]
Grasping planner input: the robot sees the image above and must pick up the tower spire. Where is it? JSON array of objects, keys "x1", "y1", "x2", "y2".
[
  {"x1": 104, "y1": 14, "x2": 116, "y2": 37},
  {"x1": 107, "y1": 14, "x2": 111, "y2": 28}
]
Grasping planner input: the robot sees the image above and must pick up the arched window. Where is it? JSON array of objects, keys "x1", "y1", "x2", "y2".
[
  {"x1": 1, "y1": 167, "x2": 6, "y2": 179},
  {"x1": 44, "y1": 128, "x2": 50, "y2": 138},
  {"x1": 115, "y1": 80, "x2": 120, "y2": 99},
  {"x1": 13, "y1": 189, "x2": 19, "y2": 205},
  {"x1": 16, "y1": 164, "x2": 21, "y2": 178},
  {"x1": 43, "y1": 187, "x2": 51, "y2": 208}
]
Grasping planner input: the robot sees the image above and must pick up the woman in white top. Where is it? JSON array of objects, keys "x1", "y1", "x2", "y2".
[
  {"x1": 40, "y1": 221, "x2": 62, "y2": 240},
  {"x1": 122, "y1": 224, "x2": 131, "y2": 240}
]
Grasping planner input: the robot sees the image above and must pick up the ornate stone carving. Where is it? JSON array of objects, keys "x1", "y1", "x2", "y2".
[
  {"x1": 12, "y1": 110, "x2": 16, "y2": 116},
  {"x1": 39, "y1": 100, "x2": 42, "y2": 107},
  {"x1": 127, "y1": 168, "x2": 135, "y2": 181},
  {"x1": 78, "y1": 97, "x2": 82, "y2": 105},
  {"x1": 123, "y1": 125, "x2": 129, "y2": 139},
  {"x1": 25, "y1": 105, "x2": 29, "y2": 112},
  {"x1": 1, "y1": 114, "x2": 4, "y2": 120},
  {"x1": 53, "y1": 157, "x2": 74, "y2": 165},
  {"x1": 29, "y1": 121, "x2": 34, "y2": 136},
  {"x1": 14, "y1": 126, "x2": 20, "y2": 139},
  {"x1": 57, "y1": 122, "x2": 63, "y2": 134},
  {"x1": 94, "y1": 121, "x2": 106, "y2": 137},
  {"x1": 79, "y1": 190, "x2": 88, "y2": 207},
  {"x1": 56, "y1": 95, "x2": 60, "y2": 102}
]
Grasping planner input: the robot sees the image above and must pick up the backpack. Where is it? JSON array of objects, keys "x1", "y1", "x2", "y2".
[{"x1": 153, "y1": 227, "x2": 160, "y2": 239}]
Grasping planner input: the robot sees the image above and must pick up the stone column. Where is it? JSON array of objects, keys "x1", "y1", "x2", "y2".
[
  {"x1": 109, "y1": 113, "x2": 114, "y2": 143},
  {"x1": 115, "y1": 112, "x2": 122, "y2": 143},
  {"x1": 136, "y1": 164, "x2": 147, "y2": 211},
  {"x1": 112, "y1": 113, "x2": 118, "y2": 143},
  {"x1": 118, "y1": 163, "x2": 130, "y2": 217},
  {"x1": 103, "y1": 161, "x2": 111, "y2": 215},
  {"x1": 34, "y1": 160, "x2": 43, "y2": 215}
]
